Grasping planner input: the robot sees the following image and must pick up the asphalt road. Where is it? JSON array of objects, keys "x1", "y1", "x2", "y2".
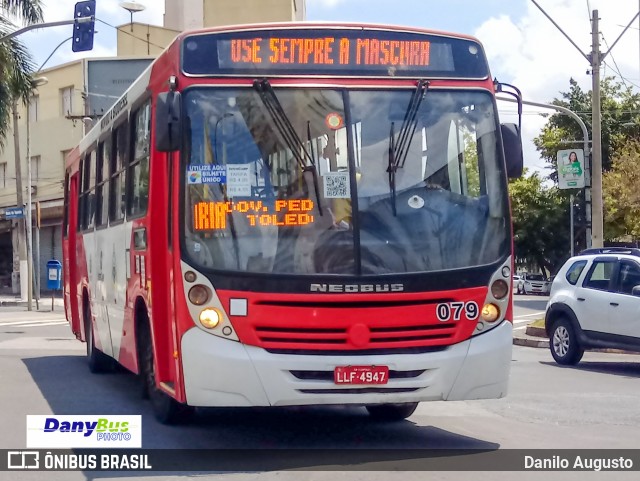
[{"x1": 1, "y1": 300, "x2": 639, "y2": 480}]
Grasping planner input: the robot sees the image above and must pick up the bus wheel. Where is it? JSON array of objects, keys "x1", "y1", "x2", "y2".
[
  {"x1": 84, "y1": 300, "x2": 113, "y2": 373},
  {"x1": 365, "y1": 402, "x2": 419, "y2": 421},
  {"x1": 138, "y1": 320, "x2": 193, "y2": 424}
]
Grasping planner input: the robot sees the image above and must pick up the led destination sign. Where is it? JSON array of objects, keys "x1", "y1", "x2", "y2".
[
  {"x1": 182, "y1": 29, "x2": 488, "y2": 78},
  {"x1": 227, "y1": 37, "x2": 431, "y2": 68},
  {"x1": 193, "y1": 199, "x2": 315, "y2": 231}
]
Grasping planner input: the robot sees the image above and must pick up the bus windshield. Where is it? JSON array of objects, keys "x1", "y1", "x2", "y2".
[{"x1": 182, "y1": 87, "x2": 509, "y2": 275}]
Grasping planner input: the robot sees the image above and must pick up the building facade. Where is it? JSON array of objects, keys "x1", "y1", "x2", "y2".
[
  {"x1": 0, "y1": 0, "x2": 305, "y2": 298},
  {"x1": 164, "y1": 0, "x2": 305, "y2": 31}
]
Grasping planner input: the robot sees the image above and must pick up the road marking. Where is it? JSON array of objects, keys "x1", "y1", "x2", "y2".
[
  {"x1": 513, "y1": 311, "x2": 545, "y2": 318},
  {"x1": 0, "y1": 319, "x2": 66, "y2": 327},
  {"x1": 513, "y1": 319, "x2": 534, "y2": 325},
  {"x1": 18, "y1": 321, "x2": 69, "y2": 328}
]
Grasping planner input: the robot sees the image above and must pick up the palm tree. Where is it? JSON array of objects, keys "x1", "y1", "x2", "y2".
[{"x1": 0, "y1": 0, "x2": 44, "y2": 147}]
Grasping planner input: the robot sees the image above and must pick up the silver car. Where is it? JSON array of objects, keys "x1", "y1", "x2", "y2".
[{"x1": 522, "y1": 273, "x2": 550, "y2": 295}]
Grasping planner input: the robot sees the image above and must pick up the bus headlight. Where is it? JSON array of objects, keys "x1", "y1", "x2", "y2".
[
  {"x1": 188, "y1": 285, "x2": 211, "y2": 306},
  {"x1": 199, "y1": 308, "x2": 221, "y2": 329},
  {"x1": 481, "y1": 303, "x2": 500, "y2": 322},
  {"x1": 490, "y1": 279, "x2": 509, "y2": 299}
]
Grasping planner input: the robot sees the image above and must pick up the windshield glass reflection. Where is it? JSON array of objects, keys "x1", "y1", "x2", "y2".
[{"x1": 182, "y1": 87, "x2": 509, "y2": 276}]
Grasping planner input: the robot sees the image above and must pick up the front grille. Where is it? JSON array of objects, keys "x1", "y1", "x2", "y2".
[
  {"x1": 254, "y1": 323, "x2": 457, "y2": 350},
  {"x1": 264, "y1": 346, "x2": 448, "y2": 356}
]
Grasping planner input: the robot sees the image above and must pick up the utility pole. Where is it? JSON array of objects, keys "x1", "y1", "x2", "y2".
[
  {"x1": 11, "y1": 101, "x2": 28, "y2": 300},
  {"x1": 530, "y1": 1, "x2": 639, "y2": 249},
  {"x1": 590, "y1": 11, "x2": 603, "y2": 248}
]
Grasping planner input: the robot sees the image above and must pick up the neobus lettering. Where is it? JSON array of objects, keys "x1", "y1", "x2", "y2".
[{"x1": 310, "y1": 284, "x2": 405, "y2": 293}]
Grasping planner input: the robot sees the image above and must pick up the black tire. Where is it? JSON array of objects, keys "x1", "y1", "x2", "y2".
[
  {"x1": 138, "y1": 319, "x2": 193, "y2": 424},
  {"x1": 550, "y1": 317, "x2": 584, "y2": 365},
  {"x1": 366, "y1": 402, "x2": 419, "y2": 421},
  {"x1": 84, "y1": 299, "x2": 114, "y2": 373}
]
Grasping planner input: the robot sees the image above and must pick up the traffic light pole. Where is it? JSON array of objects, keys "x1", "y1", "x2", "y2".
[{"x1": 0, "y1": 17, "x2": 93, "y2": 43}]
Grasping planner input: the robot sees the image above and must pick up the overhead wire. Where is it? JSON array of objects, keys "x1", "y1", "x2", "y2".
[{"x1": 95, "y1": 18, "x2": 166, "y2": 51}]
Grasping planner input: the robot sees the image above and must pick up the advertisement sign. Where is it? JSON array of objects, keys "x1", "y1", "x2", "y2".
[{"x1": 557, "y1": 149, "x2": 585, "y2": 189}]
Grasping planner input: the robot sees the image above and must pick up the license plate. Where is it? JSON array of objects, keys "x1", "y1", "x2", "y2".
[{"x1": 334, "y1": 365, "x2": 389, "y2": 385}]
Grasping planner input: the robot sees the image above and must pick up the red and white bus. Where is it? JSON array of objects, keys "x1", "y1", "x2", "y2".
[{"x1": 63, "y1": 22, "x2": 523, "y2": 423}]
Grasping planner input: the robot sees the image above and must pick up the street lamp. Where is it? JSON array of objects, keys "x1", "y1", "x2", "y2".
[
  {"x1": 119, "y1": 1, "x2": 146, "y2": 32},
  {"x1": 26, "y1": 76, "x2": 48, "y2": 311}
]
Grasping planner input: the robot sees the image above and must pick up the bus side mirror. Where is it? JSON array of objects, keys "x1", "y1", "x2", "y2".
[
  {"x1": 501, "y1": 123, "x2": 523, "y2": 179},
  {"x1": 155, "y1": 91, "x2": 183, "y2": 152},
  {"x1": 632, "y1": 285, "x2": 640, "y2": 297}
]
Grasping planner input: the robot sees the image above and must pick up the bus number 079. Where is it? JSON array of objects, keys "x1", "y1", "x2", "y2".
[{"x1": 436, "y1": 302, "x2": 479, "y2": 321}]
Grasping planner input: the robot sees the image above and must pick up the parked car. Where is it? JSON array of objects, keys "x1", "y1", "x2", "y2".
[
  {"x1": 522, "y1": 272, "x2": 551, "y2": 295},
  {"x1": 513, "y1": 275, "x2": 523, "y2": 294},
  {"x1": 545, "y1": 247, "x2": 640, "y2": 365}
]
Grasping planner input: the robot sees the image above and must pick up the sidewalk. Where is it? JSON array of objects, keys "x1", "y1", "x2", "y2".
[{"x1": 0, "y1": 294, "x2": 64, "y2": 311}]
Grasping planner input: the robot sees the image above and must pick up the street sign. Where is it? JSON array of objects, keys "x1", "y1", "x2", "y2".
[
  {"x1": 4, "y1": 207, "x2": 24, "y2": 219},
  {"x1": 557, "y1": 149, "x2": 585, "y2": 189}
]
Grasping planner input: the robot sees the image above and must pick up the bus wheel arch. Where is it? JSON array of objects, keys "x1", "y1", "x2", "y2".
[
  {"x1": 83, "y1": 288, "x2": 113, "y2": 373},
  {"x1": 135, "y1": 298, "x2": 193, "y2": 424}
]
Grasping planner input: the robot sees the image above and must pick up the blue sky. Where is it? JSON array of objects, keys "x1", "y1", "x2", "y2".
[{"x1": 14, "y1": 0, "x2": 640, "y2": 173}]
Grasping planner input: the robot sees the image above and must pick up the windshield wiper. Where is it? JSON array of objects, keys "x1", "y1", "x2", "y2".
[
  {"x1": 387, "y1": 79, "x2": 429, "y2": 216},
  {"x1": 253, "y1": 79, "x2": 323, "y2": 216}
]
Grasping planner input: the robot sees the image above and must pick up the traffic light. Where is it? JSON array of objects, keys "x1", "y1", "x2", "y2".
[{"x1": 72, "y1": 1, "x2": 96, "y2": 52}]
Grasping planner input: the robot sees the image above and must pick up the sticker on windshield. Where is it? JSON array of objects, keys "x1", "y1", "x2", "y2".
[
  {"x1": 323, "y1": 172, "x2": 350, "y2": 199},
  {"x1": 187, "y1": 164, "x2": 226, "y2": 184},
  {"x1": 226, "y1": 164, "x2": 252, "y2": 197},
  {"x1": 325, "y1": 112, "x2": 344, "y2": 130},
  {"x1": 408, "y1": 195, "x2": 425, "y2": 209}
]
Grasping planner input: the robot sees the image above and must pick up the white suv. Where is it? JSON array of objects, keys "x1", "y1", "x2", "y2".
[{"x1": 545, "y1": 247, "x2": 640, "y2": 365}]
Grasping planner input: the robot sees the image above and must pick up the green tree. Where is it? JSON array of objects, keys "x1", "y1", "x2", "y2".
[
  {"x1": 509, "y1": 171, "x2": 570, "y2": 277},
  {"x1": 603, "y1": 140, "x2": 640, "y2": 240},
  {"x1": 533, "y1": 77, "x2": 640, "y2": 181},
  {"x1": 0, "y1": 0, "x2": 44, "y2": 146}
]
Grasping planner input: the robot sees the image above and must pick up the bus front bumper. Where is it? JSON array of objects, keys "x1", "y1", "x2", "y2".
[{"x1": 181, "y1": 321, "x2": 512, "y2": 407}]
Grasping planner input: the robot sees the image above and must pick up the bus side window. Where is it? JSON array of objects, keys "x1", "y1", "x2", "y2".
[
  {"x1": 76, "y1": 159, "x2": 84, "y2": 232},
  {"x1": 86, "y1": 150, "x2": 97, "y2": 230},
  {"x1": 97, "y1": 139, "x2": 111, "y2": 227},
  {"x1": 127, "y1": 100, "x2": 151, "y2": 217},
  {"x1": 110, "y1": 122, "x2": 128, "y2": 222},
  {"x1": 79, "y1": 151, "x2": 96, "y2": 231},
  {"x1": 63, "y1": 172, "x2": 70, "y2": 238}
]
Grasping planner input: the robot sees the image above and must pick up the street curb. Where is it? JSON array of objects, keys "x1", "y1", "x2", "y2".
[
  {"x1": 513, "y1": 336, "x2": 549, "y2": 348},
  {"x1": 525, "y1": 325, "x2": 547, "y2": 338},
  {"x1": 0, "y1": 300, "x2": 64, "y2": 308}
]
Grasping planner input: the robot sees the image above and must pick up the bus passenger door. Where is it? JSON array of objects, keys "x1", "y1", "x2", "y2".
[{"x1": 64, "y1": 173, "x2": 81, "y2": 337}]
